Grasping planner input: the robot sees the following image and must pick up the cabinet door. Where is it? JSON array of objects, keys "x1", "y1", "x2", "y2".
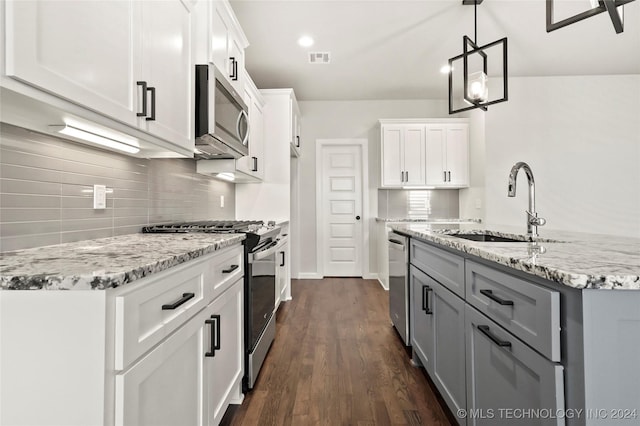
[
  {"x1": 210, "y1": 3, "x2": 230, "y2": 74},
  {"x1": 381, "y1": 126, "x2": 404, "y2": 187},
  {"x1": 204, "y1": 279, "x2": 244, "y2": 426},
  {"x1": 410, "y1": 265, "x2": 434, "y2": 371},
  {"x1": 465, "y1": 305, "x2": 565, "y2": 426},
  {"x1": 4, "y1": 0, "x2": 139, "y2": 126},
  {"x1": 278, "y1": 240, "x2": 289, "y2": 303},
  {"x1": 252, "y1": 98, "x2": 265, "y2": 179},
  {"x1": 139, "y1": 0, "x2": 192, "y2": 148},
  {"x1": 430, "y1": 279, "x2": 466, "y2": 421},
  {"x1": 402, "y1": 126, "x2": 426, "y2": 186},
  {"x1": 445, "y1": 125, "x2": 469, "y2": 187},
  {"x1": 115, "y1": 307, "x2": 204, "y2": 426},
  {"x1": 425, "y1": 126, "x2": 447, "y2": 186}
]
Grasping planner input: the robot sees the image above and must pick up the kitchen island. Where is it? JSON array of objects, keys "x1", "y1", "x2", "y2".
[
  {"x1": 390, "y1": 223, "x2": 640, "y2": 426},
  {"x1": 0, "y1": 233, "x2": 246, "y2": 426}
]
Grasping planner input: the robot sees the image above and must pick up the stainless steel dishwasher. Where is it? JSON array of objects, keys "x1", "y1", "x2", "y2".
[{"x1": 388, "y1": 231, "x2": 410, "y2": 346}]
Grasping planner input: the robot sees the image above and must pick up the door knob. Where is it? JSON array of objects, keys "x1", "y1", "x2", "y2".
[{"x1": 356, "y1": 216, "x2": 361, "y2": 220}]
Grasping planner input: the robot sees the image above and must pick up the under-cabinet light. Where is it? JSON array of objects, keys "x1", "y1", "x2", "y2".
[
  {"x1": 50, "y1": 124, "x2": 140, "y2": 154},
  {"x1": 216, "y1": 172, "x2": 235, "y2": 182}
]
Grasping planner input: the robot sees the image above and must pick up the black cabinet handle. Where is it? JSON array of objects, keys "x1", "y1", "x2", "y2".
[
  {"x1": 477, "y1": 325, "x2": 512, "y2": 348},
  {"x1": 145, "y1": 86, "x2": 156, "y2": 121},
  {"x1": 296, "y1": 135, "x2": 300, "y2": 148},
  {"x1": 405, "y1": 171, "x2": 409, "y2": 181},
  {"x1": 443, "y1": 171, "x2": 447, "y2": 182},
  {"x1": 252, "y1": 156, "x2": 258, "y2": 172},
  {"x1": 280, "y1": 251, "x2": 285, "y2": 267},
  {"x1": 422, "y1": 285, "x2": 433, "y2": 315},
  {"x1": 136, "y1": 81, "x2": 148, "y2": 117},
  {"x1": 448, "y1": 171, "x2": 451, "y2": 182},
  {"x1": 222, "y1": 264, "x2": 239, "y2": 274},
  {"x1": 229, "y1": 57, "x2": 238, "y2": 80},
  {"x1": 162, "y1": 292, "x2": 194, "y2": 310},
  {"x1": 205, "y1": 314, "x2": 221, "y2": 357},
  {"x1": 480, "y1": 289, "x2": 514, "y2": 306}
]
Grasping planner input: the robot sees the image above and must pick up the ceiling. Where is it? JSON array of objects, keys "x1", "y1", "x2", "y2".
[{"x1": 229, "y1": 0, "x2": 640, "y2": 101}]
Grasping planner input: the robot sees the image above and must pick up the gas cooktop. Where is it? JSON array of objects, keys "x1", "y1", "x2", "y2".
[{"x1": 142, "y1": 220, "x2": 265, "y2": 234}]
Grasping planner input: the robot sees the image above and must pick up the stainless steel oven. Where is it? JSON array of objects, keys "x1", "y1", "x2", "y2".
[{"x1": 245, "y1": 238, "x2": 280, "y2": 390}]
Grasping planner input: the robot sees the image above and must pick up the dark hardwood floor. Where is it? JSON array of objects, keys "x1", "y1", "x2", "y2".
[{"x1": 223, "y1": 278, "x2": 455, "y2": 426}]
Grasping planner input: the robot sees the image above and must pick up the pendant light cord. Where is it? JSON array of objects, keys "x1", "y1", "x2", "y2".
[{"x1": 474, "y1": 0, "x2": 478, "y2": 44}]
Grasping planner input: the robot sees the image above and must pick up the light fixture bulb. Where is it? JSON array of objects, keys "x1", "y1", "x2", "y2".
[
  {"x1": 440, "y1": 64, "x2": 453, "y2": 74},
  {"x1": 467, "y1": 71, "x2": 488, "y2": 103},
  {"x1": 297, "y1": 36, "x2": 314, "y2": 47}
]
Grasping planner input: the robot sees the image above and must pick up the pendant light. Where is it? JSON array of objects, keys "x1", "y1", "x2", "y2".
[{"x1": 448, "y1": 0, "x2": 508, "y2": 115}]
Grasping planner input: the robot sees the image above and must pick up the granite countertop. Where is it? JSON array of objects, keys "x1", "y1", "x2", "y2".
[
  {"x1": 376, "y1": 217, "x2": 482, "y2": 223},
  {"x1": 0, "y1": 233, "x2": 245, "y2": 291},
  {"x1": 390, "y1": 223, "x2": 640, "y2": 290}
]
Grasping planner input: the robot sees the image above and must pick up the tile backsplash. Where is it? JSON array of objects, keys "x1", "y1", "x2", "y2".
[
  {"x1": 378, "y1": 188, "x2": 459, "y2": 219},
  {"x1": 0, "y1": 123, "x2": 235, "y2": 251}
]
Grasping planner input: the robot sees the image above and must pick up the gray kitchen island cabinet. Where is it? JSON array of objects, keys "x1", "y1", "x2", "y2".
[
  {"x1": 401, "y1": 227, "x2": 640, "y2": 426},
  {"x1": 410, "y1": 262, "x2": 467, "y2": 424}
]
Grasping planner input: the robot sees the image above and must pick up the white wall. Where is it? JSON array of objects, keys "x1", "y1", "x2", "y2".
[
  {"x1": 483, "y1": 75, "x2": 640, "y2": 238},
  {"x1": 296, "y1": 99, "x2": 448, "y2": 277}
]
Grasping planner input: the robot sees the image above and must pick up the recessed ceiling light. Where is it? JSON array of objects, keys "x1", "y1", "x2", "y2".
[
  {"x1": 440, "y1": 64, "x2": 453, "y2": 74},
  {"x1": 298, "y1": 36, "x2": 314, "y2": 48}
]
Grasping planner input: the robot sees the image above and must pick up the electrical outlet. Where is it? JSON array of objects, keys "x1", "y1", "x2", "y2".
[
  {"x1": 220, "y1": 195, "x2": 224, "y2": 208},
  {"x1": 93, "y1": 185, "x2": 107, "y2": 209},
  {"x1": 475, "y1": 198, "x2": 482, "y2": 209}
]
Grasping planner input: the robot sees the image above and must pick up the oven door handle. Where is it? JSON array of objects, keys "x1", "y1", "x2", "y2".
[{"x1": 251, "y1": 241, "x2": 279, "y2": 261}]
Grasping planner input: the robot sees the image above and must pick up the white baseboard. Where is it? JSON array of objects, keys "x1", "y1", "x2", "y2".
[
  {"x1": 363, "y1": 273, "x2": 379, "y2": 280},
  {"x1": 377, "y1": 277, "x2": 389, "y2": 291},
  {"x1": 297, "y1": 272, "x2": 323, "y2": 280}
]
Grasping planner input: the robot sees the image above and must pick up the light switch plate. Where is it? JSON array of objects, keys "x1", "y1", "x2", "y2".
[
  {"x1": 94, "y1": 185, "x2": 107, "y2": 209},
  {"x1": 220, "y1": 195, "x2": 225, "y2": 208}
]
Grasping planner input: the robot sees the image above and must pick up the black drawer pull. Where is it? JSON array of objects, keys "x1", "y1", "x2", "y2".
[
  {"x1": 222, "y1": 264, "x2": 239, "y2": 274},
  {"x1": 205, "y1": 314, "x2": 221, "y2": 357},
  {"x1": 480, "y1": 289, "x2": 514, "y2": 306},
  {"x1": 162, "y1": 292, "x2": 195, "y2": 310},
  {"x1": 478, "y1": 325, "x2": 512, "y2": 348},
  {"x1": 422, "y1": 285, "x2": 433, "y2": 315}
]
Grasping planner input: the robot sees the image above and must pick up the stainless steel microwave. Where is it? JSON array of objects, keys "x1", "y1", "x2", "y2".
[{"x1": 194, "y1": 64, "x2": 249, "y2": 159}]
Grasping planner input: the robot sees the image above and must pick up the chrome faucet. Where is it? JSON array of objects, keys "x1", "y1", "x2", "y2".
[{"x1": 507, "y1": 162, "x2": 546, "y2": 238}]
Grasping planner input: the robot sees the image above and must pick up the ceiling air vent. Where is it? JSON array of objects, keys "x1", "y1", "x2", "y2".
[{"x1": 308, "y1": 52, "x2": 331, "y2": 64}]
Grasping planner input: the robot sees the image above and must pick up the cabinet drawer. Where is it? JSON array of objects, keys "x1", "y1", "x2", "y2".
[
  {"x1": 209, "y1": 245, "x2": 244, "y2": 299},
  {"x1": 465, "y1": 261, "x2": 561, "y2": 362},
  {"x1": 114, "y1": 257, "x2": 210, "y2": 370},
  {"x1": 410, "y1": 239, "x2": 465, "y2": 298},
  {"x1": 465, "y1": 305, "x2": 565, "y2": 426}
]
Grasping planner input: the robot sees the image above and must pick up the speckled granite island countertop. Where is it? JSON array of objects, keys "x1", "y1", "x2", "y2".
[
  {"x1": 390, "y1": 223, "x2": 640, "y2": 290},
  {"x1": 0, "y1": 233, "x2": 245, "y2": 291},
  {"x1": 375, "y1": 217, "x2": 482, "y2": 223}
]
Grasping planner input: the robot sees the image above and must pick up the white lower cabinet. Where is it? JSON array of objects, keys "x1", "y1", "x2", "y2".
[
  {"x1": 116, "y1": 277, "x2": 243, "y2": 426},
  {"x1": 0, "y1": 244, "x2": 244, "y2": 426},
  {"x1": 204, "y1": 278, "x2": 244, "y2": 426},
  {"x1": 115, "y1": 307, "x2": 204, "y2": 426}
]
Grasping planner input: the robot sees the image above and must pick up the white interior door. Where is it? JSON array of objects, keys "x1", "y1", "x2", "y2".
[{"x1": 321, "y1": 144, "x2": 363, "y2": 277}]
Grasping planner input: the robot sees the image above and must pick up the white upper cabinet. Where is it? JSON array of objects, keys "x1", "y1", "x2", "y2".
[
  {"x1": 380, "y1": 123, "x2": 426, "y2": 188},
  {"x1": 2, "y1": 0, "x2": 194, "y2": 156},
  {"x1": 380, "y1": 119, "x2": 469, "y2": 189},
  {"x1": 209, "y1": 0, "x2": 248, "y2": 94},
  {"x1": 138, "y1": 0, "x2": 192, "y2": 148},
  {"x1": 290, "y1": 100, "x2": 301, "y2": 157},
  {"x1": 425, "y1": 124, "x2": 469, "y2": 188},
  {"x1": 4, "y1": 0, "x2": 139, "y2": 127},
  {"x1": 237, "y1": 71, "x2": 265, "y2": 181}
]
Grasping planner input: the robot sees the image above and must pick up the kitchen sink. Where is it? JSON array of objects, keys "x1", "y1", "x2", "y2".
[
  {"x1": 434, "y1": 230, "x2": 562, "y2": 243},
  {"x1": 454, "y1": 233, "x2": 525, "y2": 242}
]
